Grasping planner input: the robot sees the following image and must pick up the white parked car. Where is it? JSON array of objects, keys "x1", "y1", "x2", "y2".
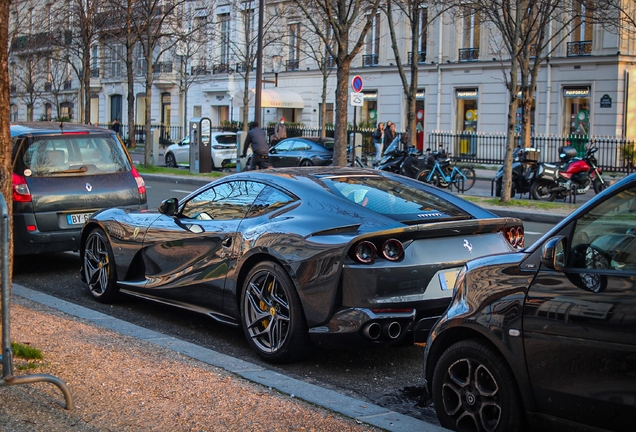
[{"x1": 164, "y1": 132, "x2": 237, "y2": 169}]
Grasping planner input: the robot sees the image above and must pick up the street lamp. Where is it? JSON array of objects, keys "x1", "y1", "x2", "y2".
[{"x1": 263, "y1": 55, "x2": 282, "y2": 87}]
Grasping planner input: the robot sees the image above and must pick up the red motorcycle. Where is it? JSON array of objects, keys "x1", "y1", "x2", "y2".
[{"x1": 531, "y1": 145, "x2": 606, "y2": 201}]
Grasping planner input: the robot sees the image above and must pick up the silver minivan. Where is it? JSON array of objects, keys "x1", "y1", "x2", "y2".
[{"x1": 11, "y1": 122, "x2": 147, "y2": 255}]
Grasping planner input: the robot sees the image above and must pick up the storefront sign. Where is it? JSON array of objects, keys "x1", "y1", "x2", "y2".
[
  {"x1": 600, "y1": 94, "x2": 612, "y2": 108},
  {"x1": 564, "y1": 87, "x2": 590, "y2": 98},
  {"x1": 456, "y1": 89, "x2": 478, "y2": 99},
  {"x1": 416, "y1": 90, "x2": 425, "y2": 99}
]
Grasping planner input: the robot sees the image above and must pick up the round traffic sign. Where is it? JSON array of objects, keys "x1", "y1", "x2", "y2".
[{"x1": 351, "y1": 75, "x2": 363, "y2": 93}]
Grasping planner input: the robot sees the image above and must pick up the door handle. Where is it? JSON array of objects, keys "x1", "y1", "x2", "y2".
[{"x1": 222, "y1": 237, "x2": 232, "y2": 247}]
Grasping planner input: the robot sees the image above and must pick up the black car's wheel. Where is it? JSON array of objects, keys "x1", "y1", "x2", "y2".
[
  {"x1": 530, "y1": 179, "x2": 556, "y2": 201},
  {"x1": 299, "y1": 159, "x2": 313, "y2": 167},
  {"x1": 592, "y1": 177, "x2": 606, "y2": 194},
  {"x1": 240, "y1": 261, "x2": 310, "y2": 363},
  {"x1": 83, "y1": 228, "x2": 119, "y2": 303},
  {"x1": 165, "y1": 152, "x2": 177, "y2": 168},
  {"x1": 432, "y1": 339, "x2": 524, "y2": 432}
]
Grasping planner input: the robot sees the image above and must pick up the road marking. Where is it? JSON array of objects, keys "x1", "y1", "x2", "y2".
[
  {"x1": 171, "y1": 189, "x2": 193, "y2": 194},
  {"x1": 525, "y1": 231, "x2": 542, "y2": 235}
]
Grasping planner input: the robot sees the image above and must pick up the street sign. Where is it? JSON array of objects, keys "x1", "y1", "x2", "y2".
[
  {"x1": 350, "y1": 92, "x2": 364, "y2": 107},
  {"x1": 351, "y1": 75, "x2": 363, "y2": 93}
]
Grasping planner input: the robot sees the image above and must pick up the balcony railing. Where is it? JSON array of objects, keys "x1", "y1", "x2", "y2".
[
  {"x1": 191, "y1": 65, "x2": 209, "y2": 75},
  {"x1": 459, "y1": 48, "x2": 480, "y2": 62},
  {"x1": 153, "y1": 62, "x2": 173, "y2": 74},
  {"x1": 63, "y1": 80, "x2": 72, "y2": 90},
  {"x1": 286, "y1": 59, "x2": 299, "y2": 71},
  {"x1": 567, "y1": 40, "x2": 592, "y2": 57},
  {"x1": 91, "y1": 67, "x2": 100, "y2": 78},
  {"x1": 234, "y1": 62, "x2": 253, "y2": 73},
  {"x1": 407, "y1": 51, "x2": 427, "y2": 64},
  {"x1": 213, "y1": 63, "x2": 231, "y2": 74},
  {"x1": 44, "y1": 82, "x2": 52, "y2": 92},
  {"x1": 362, "y1": 54, "x2": 379, "y2": 67}
]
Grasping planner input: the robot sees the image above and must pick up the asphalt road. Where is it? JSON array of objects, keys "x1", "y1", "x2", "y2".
[{"x1": 12, "y1": 176, "x2": 555, "y2": 425}]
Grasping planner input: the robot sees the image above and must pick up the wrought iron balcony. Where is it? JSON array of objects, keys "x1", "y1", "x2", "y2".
[
  {"x1": 407, "y1": 51, "x2": 427, "y2": 64},
  {"x1": 191, "y1": 65, "x2": 209, "y2": 75},
  {"x1": 213, "y1": 63, "x2": 231, "y2": 74},
  {"x1": 63, "y1": 80, "x2": 72, "y2": 90},
  {"x1": 567, "y1": 40, "x2": 592, "y2": 57},
  {"x1": 459, "y1": 48, "x2": 480, "y2": 62},
  {"x1": 286, "y1": 59, "x2": 299, "y2": 71},
  {"x1": 362, "y1": 54, "x2": 379, "y2": 67},
  {"x1": 153, "y1": 62, "x2": 173, "y2": 74},
  {"x1": 91, "y1": 67, "x2": 100, "y2": 78},
  {"x1": 44, "y1": 82, "x2": 52, "y2": 92},
  {"x1": 234, "y1": 62, "x2": 253, "y2": 73}
]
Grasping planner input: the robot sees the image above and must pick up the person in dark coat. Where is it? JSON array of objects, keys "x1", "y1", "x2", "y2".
[
  {"x1": 111, "y1": 118, "x2": 121, "y2": 134},
  {"x1": 383, "y1": 121, "x2": 396, "y2": 152},
  {"x1": 241, "y1": 121, "x2": 272, "y2": 170}
]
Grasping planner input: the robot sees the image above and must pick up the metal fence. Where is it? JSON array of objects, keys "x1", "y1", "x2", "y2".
[{"x1": 428, "y1": 131, "x2": 636, "y2": 173}]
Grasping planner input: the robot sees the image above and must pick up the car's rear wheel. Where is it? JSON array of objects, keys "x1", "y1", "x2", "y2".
[
  {"x1": 432, "y1": 339, "x2": 524, "y2": 432},
  {"x1": 165, "y1": 152, "x2": 177, "y2": 168},
  {"x1": 299, "y1": 159, "x2": 313, "y2": 167},
  {"x1": 240, "y1": 261, "x2": 310, "y2": 363},
  {"x1": 83, "y1": 227, "x2": 119, "y2": 303}
]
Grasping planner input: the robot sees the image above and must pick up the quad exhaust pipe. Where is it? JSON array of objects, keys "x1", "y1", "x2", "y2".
[
  {"x1": 363, "y1": 322, "x2": 382, "y2": 340},
  {"x1": 385, "y1": 321, "x2": 401, "y2": 339}
]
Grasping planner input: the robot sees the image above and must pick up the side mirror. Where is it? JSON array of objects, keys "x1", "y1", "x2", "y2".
[
  {"x1": 541, "y1": 236, "x2": 566, "y2": 271},
  {"x1": 269, "y1": 148, "x2": 277, "y2": 154},
  {"x1": 159, "y1": 198, "x2": 179, "y2": 216}
]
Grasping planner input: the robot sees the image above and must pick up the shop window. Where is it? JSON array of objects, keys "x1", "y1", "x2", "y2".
[
  {"x1": 563, "y1": 87, "x2": 591, "y2": 156},
  {"x1": 456, "y1": 89, "x2": 478, "y2": 156},
  {"x1": 361, "y1": 91, "x2": 377, "y2": 127}
]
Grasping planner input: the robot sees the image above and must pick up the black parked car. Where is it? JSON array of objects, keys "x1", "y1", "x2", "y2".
[
  {"x1": 424, "y1": 172, "x2": 636, "y2": 432},
  {"x1": 268, "y1": 137, "x2": 334, "y2": 167},
  {"x1": 10, "y1": 122, "x2": 147, "y2": 255},
  {"x1": 79, "y1": 167, "x2": 524, "y2": 363}
]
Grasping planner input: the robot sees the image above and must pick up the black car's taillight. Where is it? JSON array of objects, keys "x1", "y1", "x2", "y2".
[
  {"x1": 352, "y1": 238, "x2": 405, "y2": 264},
  {"x1": 503, "y1": 225, "x2": 524, "y2": 249},
  {"x1": 12, "y1": 173, "x2": 32, "y2": 202}
]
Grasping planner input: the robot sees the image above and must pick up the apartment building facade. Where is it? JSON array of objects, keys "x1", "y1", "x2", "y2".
[{"x1": 9, "y1": 1, "x2": 636, "y2": 145}]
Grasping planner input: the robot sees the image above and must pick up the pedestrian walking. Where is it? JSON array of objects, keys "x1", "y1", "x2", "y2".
[
  {"x1": 383, "y1": 121, "x2": 396, "y2": 153},
  {"x1": 241, "y1": 121, "x2": 272, "y2": 170},
  {"x1": 372, "y1": 122, "x2": 384, "y2": 165},
  {"x1": 273, "y1": 117, "x2": 287, "y2": 145}
]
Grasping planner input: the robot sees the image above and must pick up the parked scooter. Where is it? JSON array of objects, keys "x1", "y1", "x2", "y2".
[
  {"x1": 399, "y1": 146, "x2": 430, "y2": 178},
  {"x1": 492, "y1": 145, "x2": 540, "y2": 198},
  {"x1": 531, "y1": 145, "x2": 606, "y2": 201},
  {"x1": 377, "y1": 137, "x2": 407, "y2": 173}
]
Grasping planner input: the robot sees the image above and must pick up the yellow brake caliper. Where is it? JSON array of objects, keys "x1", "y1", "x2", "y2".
[{"x1": 259, "y1": 279, "x2": 275, "y2": 329}]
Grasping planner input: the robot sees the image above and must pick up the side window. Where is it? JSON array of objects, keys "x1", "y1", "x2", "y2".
[
  {"x1": 181, "y1": 181, "x2": 265, "y2": 221},
  {"x1": 246, "y1": 186, "x2": 296, "y2": 218},
  {"x1": 291, "y1": 141, "x2": 310, "y2": 151},
  {"x1": 273, "y1": 140, "x2": 292, "y2": 152},
  {"x1": 568, "y1": 185, "x2": 636, "y2": 272}
]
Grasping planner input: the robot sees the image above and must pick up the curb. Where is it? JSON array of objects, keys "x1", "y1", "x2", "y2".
[{"x1": 12, "y1": 284, "x2": 448, "y2": 432}]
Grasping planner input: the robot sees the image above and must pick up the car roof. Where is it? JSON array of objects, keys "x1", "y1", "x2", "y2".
[
  {"x1": 10, "y1": 122, "x2": 111, "y2": 137},
  {"x1": 282, "y1": 137, "x2": 333, "y2": 144}
]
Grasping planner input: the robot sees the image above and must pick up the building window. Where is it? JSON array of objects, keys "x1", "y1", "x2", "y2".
[
  {"x1": 456, "y1": 89, "x2": 478, "y2": 156},
  {"x1": 563, "y1": 87, "x2": 591, "y2": 137},
  {"x1": 288, "y1": 23, "x2": 300, "y2": 71},
  {"x1": 219, "y1": 13, "x2": 230, "y2": 65},
  {"x1": 363, "y1": 14, "x2": 380, "y2": 67},
  {"x1": 459, "y1": 6, "x2": 480, "y2": 61},
  {"x1": 60, "y1": 101, "x2": 74, "y2": 121},
  {"x1": 418, "y1": 7, "x2": 428, "y2": 57},
  {"x1": 10, "y1": 104, "x2": 18, "y2": 122},
  {"x1": 361, "y1": 91, "x2": 378, "y2": 127},
  {"x1": 110, "y1": 44, "x2": 123, "y2": 77},
  {"x1": 568, "y1": 1, "x2": 593, "y2": 56}
]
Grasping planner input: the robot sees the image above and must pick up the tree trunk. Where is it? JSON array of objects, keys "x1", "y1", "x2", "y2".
[{"x1": 0, "y1": 0, "x2": 13, "y2": 282}]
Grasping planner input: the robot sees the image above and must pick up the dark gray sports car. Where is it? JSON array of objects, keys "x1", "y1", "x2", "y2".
[{"x1": 79, "y1": 167, "x2": 524, "y2": 363}]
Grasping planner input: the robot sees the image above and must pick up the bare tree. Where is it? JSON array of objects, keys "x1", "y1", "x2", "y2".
[
  {"x1": 12, "y1": 55, "x2": 46, "y2": 121},
  {"x1": 292, "y1": 0, "x2": 383, "y2": 166}
]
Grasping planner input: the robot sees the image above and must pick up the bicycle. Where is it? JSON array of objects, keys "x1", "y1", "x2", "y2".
[{"x1": 416, "y1": 156, "x2": 476, "y2": 192}]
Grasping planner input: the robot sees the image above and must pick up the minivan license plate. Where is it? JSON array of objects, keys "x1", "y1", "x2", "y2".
[{"x1": 67, "y1": 212, "x2": 93, "y2": 225}]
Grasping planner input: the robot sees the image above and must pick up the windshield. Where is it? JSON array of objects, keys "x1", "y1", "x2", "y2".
[
  {"x1": 20, "y1": 134, "x2": 130, "y2": 177},
  {"x1": 215, "y1": 134, "x2": 236, "y2": 145},
  {"x1": 322, "y1": 174, "x2": 470, "y2": 222},
  {"x1": 383, "y1": 137, "x2": 400, "y2": 155}
]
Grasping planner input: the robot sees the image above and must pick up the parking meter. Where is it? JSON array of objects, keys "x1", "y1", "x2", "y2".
[{"x1": 189, "y1": 117, "x2": 212, "y2": 173}]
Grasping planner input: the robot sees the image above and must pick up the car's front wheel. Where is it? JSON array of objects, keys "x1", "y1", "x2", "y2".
[
  {"x1": 83, "y1": 227, "x2": 119, "y2": 303},
  {"x1": 432, "y1": 339, "x2": 524, "y2": 432},
  {"x1": 165, "y1": 152, "x2": 177, "y2": 168},
  {"x1": 240, "y1": 261, "x2": 310, "y2": 363}
]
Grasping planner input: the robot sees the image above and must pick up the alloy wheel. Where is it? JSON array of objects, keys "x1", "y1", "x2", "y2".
[{"x1": 84, "y1": 231, "x2": 112, "y2": 298}]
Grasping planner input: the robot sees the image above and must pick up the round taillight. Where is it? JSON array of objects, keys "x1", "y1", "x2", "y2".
[
  {"x1": 505, "y1": 226, "x2": 524, "y2": 248},
  {"x1": 382, "y1": 239, "x2": 404, "y2": 261},
  {"x1": 355, "y1": 241, "x2": 377, "y2": 264}
]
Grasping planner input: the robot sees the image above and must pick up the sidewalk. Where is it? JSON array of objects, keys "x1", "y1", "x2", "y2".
[{"x1": 1, "y1": 284, "x2": 445, "y2": 432}]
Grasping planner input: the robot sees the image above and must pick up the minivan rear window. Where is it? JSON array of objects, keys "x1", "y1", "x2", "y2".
[{"x1": 19, "y1": 134, "x2": 130, "y2": 177}]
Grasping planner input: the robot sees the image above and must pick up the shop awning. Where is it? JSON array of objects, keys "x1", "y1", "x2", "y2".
[{"x1": 233, "y1": 88, "x2": 305, "y2": 109}]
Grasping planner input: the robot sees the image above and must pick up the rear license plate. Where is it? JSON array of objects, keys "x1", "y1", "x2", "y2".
[
  {"x1": 67, "y1": 212, "x2": 93, "y2": 225},
  {"x1": 439, "y1": 270, "x2": 460, "y2": 291}
]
